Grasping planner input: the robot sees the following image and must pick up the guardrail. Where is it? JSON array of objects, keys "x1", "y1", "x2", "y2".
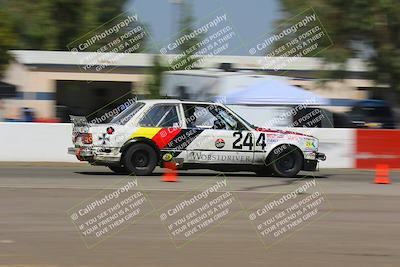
[{"x1": 1, "y1": 122, "x2": 398, "y2": 169}]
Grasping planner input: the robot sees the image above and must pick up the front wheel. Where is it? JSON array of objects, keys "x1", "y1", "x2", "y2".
[
  {"x1": 269, "y1": 145, "x2": 303, "y2": 177},
  {"x1": 122, "y1": 143, "x2": 157, "y2": 175}
]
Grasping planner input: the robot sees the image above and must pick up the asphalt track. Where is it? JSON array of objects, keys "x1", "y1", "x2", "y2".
[{"x1": 0, "y1": 163, "x2": 399, "y2": 267}]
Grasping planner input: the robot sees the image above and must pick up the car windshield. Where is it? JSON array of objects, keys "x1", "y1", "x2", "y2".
[{"x1": 109, "y1": 102, "x2": 145, "y2": 125}]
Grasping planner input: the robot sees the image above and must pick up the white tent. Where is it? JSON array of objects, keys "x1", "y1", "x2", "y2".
[{"x1": 216, "y1": 78, "x2": 329, "y2": 106}]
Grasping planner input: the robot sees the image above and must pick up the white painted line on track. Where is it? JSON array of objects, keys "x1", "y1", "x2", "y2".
[{"x1": 0, "y1": 240, "x2": 15, "y2": 244}]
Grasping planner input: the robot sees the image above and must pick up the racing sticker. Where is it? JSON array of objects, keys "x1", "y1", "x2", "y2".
[
  {"x1": 162, "y1": 153, "x2": 174, "y2": 162},
  {"x1": 98, "y1": 133, "x2": 110, "y2": 145},
  {"x1": 188, "y1": 151, "x2": 253, "y2": 163},
  {"x1": 305, "y1": 139, "x2": 317, "y2": 150},
  {"x1": 215, "y1": 138, "x2": 225, "y2": 149},
  {"x1": 106, "y1": 127, "x2": 115, "y2": 134}
]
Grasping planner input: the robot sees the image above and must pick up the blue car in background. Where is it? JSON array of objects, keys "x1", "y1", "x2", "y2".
[{"x1": 347, "y1": 99, "x2": 396, "y2": 129}]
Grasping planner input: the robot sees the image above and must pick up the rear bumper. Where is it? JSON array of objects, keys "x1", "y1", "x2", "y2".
[
  {"x1": 68, "y1": 147, "x2": 93, "y2": 156},
  {"x1": 68, "y1": 147, "x2": 121, "y2": 163},
  {"x1": 68, "y1": 147, "x2": 94, "y2": 161}
]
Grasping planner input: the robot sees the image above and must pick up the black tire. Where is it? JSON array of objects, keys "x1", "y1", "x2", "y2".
[
  {"x1": 122, "y1": 143, "x2": 157, "y2": 175},
  {"x1": 108, "y1": 165, "x2": 128, "y2": 174},
  {"x1": 269, "y1": 145, "x2": 303, "y2": 177}
]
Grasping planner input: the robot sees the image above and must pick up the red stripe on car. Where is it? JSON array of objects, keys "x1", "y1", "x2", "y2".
[
  {"x1": 256, "y1": 127, "x2": 311, "y2": 137},
  {"x1": 152, "y1": 128, "x2": 182, "y2": 149}
]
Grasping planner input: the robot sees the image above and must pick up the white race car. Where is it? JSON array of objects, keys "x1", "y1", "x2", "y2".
[{"x1": 68, "y1": 99, "x2": 326, "y2": 177}]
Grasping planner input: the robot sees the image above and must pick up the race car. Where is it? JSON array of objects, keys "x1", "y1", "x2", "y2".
[{"x1": 68, "y1": 99, "x2": 326, "y2": 177}]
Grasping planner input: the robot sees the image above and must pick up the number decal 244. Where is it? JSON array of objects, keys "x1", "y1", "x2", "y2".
[{"x1": 233, "y1": 131, "x2": 267, "y2": 150}]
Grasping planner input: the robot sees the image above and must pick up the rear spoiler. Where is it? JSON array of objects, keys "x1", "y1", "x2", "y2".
[{"x1": 69, "y1": 115, "x2": 88, "y2": 126}]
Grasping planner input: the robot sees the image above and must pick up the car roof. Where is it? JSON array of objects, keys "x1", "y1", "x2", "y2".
[{"x1": 138, "y1": 99, "x2": 223, "y2": 106}]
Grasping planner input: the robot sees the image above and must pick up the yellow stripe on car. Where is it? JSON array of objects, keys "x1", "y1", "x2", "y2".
[{"x1": 130, "y1": 127, "x2": 161, "y2": 139}]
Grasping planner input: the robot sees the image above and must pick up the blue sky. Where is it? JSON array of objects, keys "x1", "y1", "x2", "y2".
[{"x1": 125, "y1": 0, "x2": 283, "y2": 55}]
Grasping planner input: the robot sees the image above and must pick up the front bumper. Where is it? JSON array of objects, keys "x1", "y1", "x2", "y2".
[
  {"x1": 316, "y1": 152, "x2": 326, "y2": 161},
  {"x1": 302, "y1": 152, "x2": 326, "y2": 171},
  {"x1": 304, "y1": 151, "x2": 326, "y2": 161}
]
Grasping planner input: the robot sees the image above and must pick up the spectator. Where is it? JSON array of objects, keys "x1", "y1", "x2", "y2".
[{"x1": 22, "y1": 107, "x2": 36, "y2": 122}]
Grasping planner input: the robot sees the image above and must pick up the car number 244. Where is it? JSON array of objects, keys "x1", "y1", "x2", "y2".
[{"x1": 232, "y1": 132, "x2": 267, "y2": 151}]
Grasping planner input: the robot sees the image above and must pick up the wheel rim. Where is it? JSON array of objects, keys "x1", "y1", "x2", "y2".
[
  {"x1": 276, "y1": 153, "x2": 296, "y2": 173},
  {"x1": 132, "y1": 150, "x2": 149, "y2": 169}
]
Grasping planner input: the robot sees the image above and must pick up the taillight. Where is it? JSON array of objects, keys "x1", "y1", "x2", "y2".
[{"x1": 82, "y1": 133, "x2": 93, "y2": 144}]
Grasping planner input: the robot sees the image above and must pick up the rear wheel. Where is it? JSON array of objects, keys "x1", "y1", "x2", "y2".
[
  {"x1": 122, "y1": 143, "x2": 157, "y2": 175},
  {"x1": 269, "y1": 145, "x2": 303, "y2": 177},
  {"x1": 108, "y1": 165, "x2": 128, "y2": 174}
]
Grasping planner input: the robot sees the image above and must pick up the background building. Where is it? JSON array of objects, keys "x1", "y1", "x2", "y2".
[{"x1": 2, "y1": 50, "x2": 374, "y2": 121}]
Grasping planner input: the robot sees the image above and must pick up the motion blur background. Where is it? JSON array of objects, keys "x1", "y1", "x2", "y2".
[
  {"x1": 1, "y1": 2, "x2": 400, "y2": 267},
  {"x1": 0, "y1": 0, "x2": 399, "y2": 129}
]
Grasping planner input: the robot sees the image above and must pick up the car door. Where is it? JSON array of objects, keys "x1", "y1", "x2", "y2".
[
  {"x1": 182, "y1": 103, "x2": 255, "y2": 165},
  {"x1": 134, "y1": 103, "x2": 185, "y2": 154}
]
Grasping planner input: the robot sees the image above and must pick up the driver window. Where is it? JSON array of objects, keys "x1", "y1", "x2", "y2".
[{"x1": 183, "y1": 104, "x2": 245, "y2": 130}]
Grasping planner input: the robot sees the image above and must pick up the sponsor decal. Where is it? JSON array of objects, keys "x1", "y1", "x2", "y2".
[
  {"x1": 106, "y1": 127, "x2": 115, "y2": 135},
  {"x1": 162, "y1": 153, "x2": 174, "y2": 162},
  {"x1": 305, "y1": 139, "x2": 316, "y2": 149},
  {"x1": 256, "y1": 127, "x2": 311, "y2": 137},
  {"x1": 215, "y1": 138, "x2": 225, "y2": 149},
  {"x1": 98, "y1": 133, "x2": 110, "y2": 145},
  {"x1": 188, "y1": 152, "x2": 252, "y2": 163},
  {"x1": 304, "y1": 151, "x2": 316, "y2": 160}
]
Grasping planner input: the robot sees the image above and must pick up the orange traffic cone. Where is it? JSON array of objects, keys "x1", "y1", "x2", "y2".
[
  {"x1": 374, "y1": 164, "x2": 391, "y2": 184},
  {"x1": 162, "y1": 161, "x2": 178, "y2": 182}
]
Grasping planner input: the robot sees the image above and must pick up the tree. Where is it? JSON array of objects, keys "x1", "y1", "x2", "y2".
[
  {"x1": 0, "y1": 0, "x2": 142, "y2": 75},
  {"x1": 0, "y1": 9, "x2": 17, "y2": 76},
  {"x1": 146, "y1": 55, "x2": 168, "y2": 98},
  {"x1": 277, "y1": 0, "x2": 400, "y2": 103},
  {"x1": 145, "y1": 0, "x2": 204, "y2": 98},
  {"x1": 170, "y1": 0, "x2": 204, "y2": 71}
]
